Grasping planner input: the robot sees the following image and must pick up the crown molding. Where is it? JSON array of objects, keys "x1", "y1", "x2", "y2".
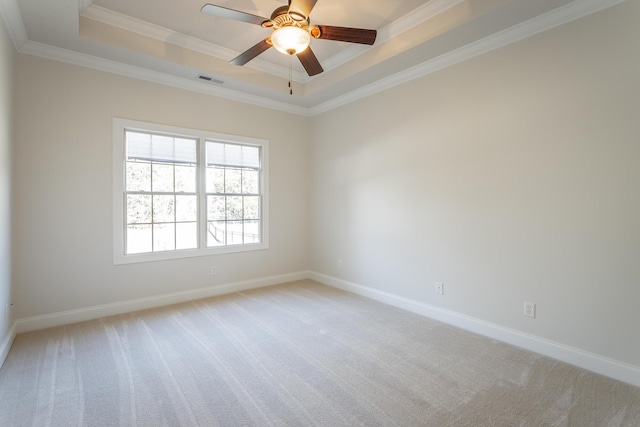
[
  {"x1": 320, "y1": 0, "x2": 463, "y2": 72},
  {"x1": 78, "y1": 0, "x2": 92, "y2": 12},
  {"x1": 378, "y1": 0, "x2": 465, "y2": 43},
  {"x1": 0, "y1": 0, "x2": 27, "y2": 49},
  {"x1": 81, "y1": 5, "x2": 235, "y2": 60},
  {"x1": 310, "y1": 0, "x2": 628, "y2": 115},
  {"x1": 8, "y1": 0, "x2": 628, "y2": 116},
  {"x1": 81, "y1": 0, "x2": 464, "y2": 82},
  {"x1": 81, "y1": 4, "x2": 309, "y2": 84},
  {"x1": 19, "y1": 40, "x2": 311, "y2": 117}
]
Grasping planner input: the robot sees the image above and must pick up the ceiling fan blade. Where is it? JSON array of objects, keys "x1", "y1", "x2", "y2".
[
  {"x1": 297, "y1": 47, "x2": 323, "y2": 76},
  {"x1": 200, "y1": 4, "x2": 268, "y2": 26},
  {"x1": 288, "y1": 0, "x2": 318, "y2": 19},
  {"x1": 313, "y1": 25, "x2": 377, "y2": 45},
  {"x1": 230, "y1": 39, "x2": 272, "y2": 66}
]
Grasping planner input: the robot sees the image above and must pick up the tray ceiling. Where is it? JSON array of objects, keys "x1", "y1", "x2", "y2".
[{"x1": 1, "y1": 0, "x2": 625, "y2": 115}]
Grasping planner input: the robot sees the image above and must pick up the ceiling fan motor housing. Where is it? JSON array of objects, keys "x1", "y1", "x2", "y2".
[
  {"x1": 265, "y1": 8, "x2": 322, "y2": 40},
  {"x1": 266, "y1": 7, "x2": 309, "y2": 29}
]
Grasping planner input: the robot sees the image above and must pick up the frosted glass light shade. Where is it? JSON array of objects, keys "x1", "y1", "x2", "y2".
[{"x1": 271, "y1": 26, "x2": 311, "y2": 55}]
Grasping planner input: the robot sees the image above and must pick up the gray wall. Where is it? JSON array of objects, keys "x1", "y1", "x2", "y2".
[
  {"x1": 309, "y1": 0, "x2": 640, "y2": 367},
  {"x1": 12, "y1": 54, "x2": 310, "y2": 319},
  {"x1": 0, "y1": 13, "x2": 14, "y2": 360}
]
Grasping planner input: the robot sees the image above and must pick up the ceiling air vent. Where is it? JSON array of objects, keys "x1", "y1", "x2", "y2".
[{"x1": 197, "y1": 75, "x2": 224, "y2": 85}]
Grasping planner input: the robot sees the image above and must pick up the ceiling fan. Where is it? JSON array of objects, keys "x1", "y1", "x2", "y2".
[{"x1": 200, "y1": 0, "x2": 377, "y2": 78}]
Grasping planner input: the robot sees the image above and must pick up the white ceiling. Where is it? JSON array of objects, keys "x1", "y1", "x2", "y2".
[{"x1": 0, "y1": 0, "x2": 625, "y2": 115}]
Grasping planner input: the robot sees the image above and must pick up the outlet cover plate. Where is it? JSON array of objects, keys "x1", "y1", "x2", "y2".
[{"x1": 524, "y1": 301, "x2": 536, "y2": 318}]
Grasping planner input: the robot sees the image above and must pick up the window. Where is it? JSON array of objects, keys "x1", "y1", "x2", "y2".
[
  {"x1": 206, "y1": 142, "x2": 261, "y2": 247},
  {"x1": 113, "y1": 119, "x2": 269, "y2": 264}
]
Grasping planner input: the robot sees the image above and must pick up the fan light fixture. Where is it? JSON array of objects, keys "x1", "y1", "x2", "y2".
[
  {"x1": 271, "y1": 26, "x2": 310, "y2": 55},
  {"x1": 200, "y1": 0, "x2": 378, "y2": 93}
]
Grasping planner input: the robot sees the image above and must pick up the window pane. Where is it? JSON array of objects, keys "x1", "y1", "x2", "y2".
[
  {"x1": 176, "y1": 222, "x2": 197, "y2": 250},
  {"x1": 150, "y1": 135, "x2": 197, "y2": 164},
  {"x1": 128, "y1": 132, "x2": 197, "y2": 164},
  {"x1": 152, "y1": 134, "x2": 174, "y2": 150},
  {"x1": 172, "y1": 138, "x2": 197, "y2": 164},
  {"x1": 207, "y1": 142, "x2": 224, "y2": 166},
  {"x1": 126, "y1": 161, "x2": 151, "y2": 192},
  {"x1": 175, "y1": 165, "x2": 196, "y2": 193},
  {"x1": 153, "y1": 195, "x2": 175, "y2": 223},
  {"x1": 226, "y1": 196, "x2": 243, "y2": 220},
  {"x1": 207, "y1": 196, "x2": 225, "y2": 221},
  {"x1": 225, "y1": 169, "x2": 242, "y2": 194},
  {"x1": 127, "y1": 195, "x2": 151, "y2": 224},
  {"x1": 207, "y1": 142, "x2": 259, "y2": 168},
  {"x1": 227, "y1": 221, "x2": 243, "y2": 245},
  {"x1": 241, "y1": 146, "x2": 260, "y2": 168},
  {"x1": 127, "y1": 132, "x2": 151, "y2": 161},
  {"x1": 242, "y1": 169, "x2": 258, "y2": 194},
  {"x1": 127, "y1": 224, "x2": 152, "y2": 254},
  {"x1": 244, "y1": 220, "x2": 260, "y2": 243},
  {"x1": 153, "y1": 223, "x2": 175, "y2": 251},
  {"x1": 207, "y1": 221, "x2": 226, "y2": 246},
  {"x1": 206, "y1": 167, "x2": 225, "y2": 193},
  {"x1": 244, "y1": 196, "x2": 260, "y2": 220},
  {"x1": 224, "y1": 144, "x2": 242, "y2": 166},
  {"x1": 176, "y1": 195, "x2": 197, "y2": 222},
  {"x1": 152, "y1": 163, "x2": 174, "y2": 192}
]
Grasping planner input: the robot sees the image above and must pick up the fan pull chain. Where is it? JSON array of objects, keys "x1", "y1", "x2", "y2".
[{"x1": 289, "y1": 54, "x2": 293, "y2": 95}]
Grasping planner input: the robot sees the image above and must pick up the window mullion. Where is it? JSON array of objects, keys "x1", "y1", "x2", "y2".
[
  {"x1": 150, "y1": 188, "x2": 155, "y2": 253},
  {"x1": 241, "y1": 195, "x2": 245, "y2": 244},
  {"x1": 198, "y1": 136, "x2": 207, "y2": 250},
  {"x1": 173, "y1": 162, "x2": 177, "y2": 251}
]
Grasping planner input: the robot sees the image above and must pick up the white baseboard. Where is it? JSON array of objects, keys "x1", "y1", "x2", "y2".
[
  {"x1": 0, "y1": 322, "x2": 16, "y2": 369},
  {"x1": 15, "y1": 271, "x2": 309, "y2": 334},
  {"x1": 309, "y1": 271, "x2": 640, "y2": 389},
  {"x1": 11, "y1": 270, "x2": 640, "y2": 389}
]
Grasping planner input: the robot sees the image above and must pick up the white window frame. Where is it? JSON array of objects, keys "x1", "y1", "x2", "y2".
[{"x1": 113, "y1": 118, "x2": 269, "y2": 265}]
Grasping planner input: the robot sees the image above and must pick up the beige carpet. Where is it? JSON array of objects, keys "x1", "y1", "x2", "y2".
[{"x1": 1, "y1": 280, "x2": 639, "y2": 426}]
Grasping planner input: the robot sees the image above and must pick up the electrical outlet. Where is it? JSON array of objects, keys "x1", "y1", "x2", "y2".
[
  {"x1": 337, "y1": 259, "x2": 343, "y2": 269},
  {"x1": 435, "y1": 282, "x2": 444, "y2": 295},
  {"x1": 524, "y1": 301, "x2": 536, "y2": 318},
  {"x1": 211, "y1": 266, "x2": 217, "y2": 276},
  {"x1": 4, "y1": 304, "x2": 10, "y2": 321}
]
